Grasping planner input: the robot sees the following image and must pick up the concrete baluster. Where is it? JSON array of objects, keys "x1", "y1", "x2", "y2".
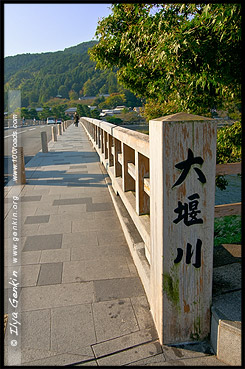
[
  {"x1": 135, "y1": 151, "x2": 149, "y2": 216},
  {"x1": 122, "y1": 143, "x2": 135, "y2": 192}
]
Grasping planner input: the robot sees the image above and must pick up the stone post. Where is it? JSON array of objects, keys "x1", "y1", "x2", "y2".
[
  {"x1": 57, "y1": 124, "x2": 62, "y2": 135},
  {"x1": 16, "y1": 147, "x2": 26, "y2": 185},
  {"x1": 149, "y1": 112, "x2": 217, "y2": 344},
  {"x1": 62, "y1": 122, "x2": 65, "y2": 132},
  {"x1": 51, "y1": 126, "x2": 57, "y2": 141},
  {"x1": 41, "y1": 131, "x2": 48, "y2": 153}
]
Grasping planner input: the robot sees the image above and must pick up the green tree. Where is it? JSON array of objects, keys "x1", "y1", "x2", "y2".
[
  {"x1": 38, "y1": 106, "x2": 51, "y2": 120},
  {"x1": 29, "y1": 108, "x2": 38, "y2": 119},
  {"x1": 21, "y1": 107, "x2": 30, "y2": 119},
  {"x1": 89, "y1": 3, "x2": 241, "y2": 118},
  {"x1": 69, "y1": 90, "x2": 78, "y2": 100},
  {"x1": 98, "y1": 93, "x2": 126, "y2": 109}
]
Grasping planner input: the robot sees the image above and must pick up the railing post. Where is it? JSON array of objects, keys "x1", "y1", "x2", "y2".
[
  {"x1": 122, "y1": 143, "x2": 135, "y2": 192},
  {"x1": 98, "y1": 127, "x2": 101, "y2": 149},
  {"x1": 104, "y1": 131, "x2": 108, "y2": 159},
  {"x1": 108, "y1": 135, "x2": 114, "y2": 167},
  {"x1": 113, "y1": 138, "x2": 122, "y2": 177},
  {"x1": 135, "y1": 152, "x2": 149, "y2": 215},
  {"x1": 149, "y1": 113, "x2": 217, "y2": 345}
]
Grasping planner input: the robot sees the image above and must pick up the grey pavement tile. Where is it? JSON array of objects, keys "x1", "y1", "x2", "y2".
[
  {"x1": 53, "y1": 197, "x2": 91, "y2": 206},
  {"x1": 71, "y1": 219, "x2": 99, "y2": 232},
  {"x1": 87, "y1": 203, "x2": 114, "y2": 212},
  {"x1": 21, "y1": 264, "x2": 41, "y2": 287},
  {"x1": 20, "y1": 282, "x2": 94, "y2": 311},
  {"x1": 40, "y1": 248, "x2": 70, "y2": 263},
  {"x1": 62, "y1": 260, "x2": 86, "y2": 283},
  {"x1": 20, "y1": 224, "x2": 40, "y2": 238},
  {"x1": 57, "y1": 204, "x2": 87, "y2": 214},
  {"x1": 17, "y1": 204, "x2": 38, "y2": 217},
  {"x1": 20, "y1": 348, "x2": 59, "y2": 364},
  {"x1": 130, "y1": 296, "x2": 156, "y2": 331},
  {"x1": 20, "y1": 309, "x2": 51, "y2": 351},
  {"x1": 126, "y1": 352, "x2": 167, "y2": 366},
  {"x1": 94, "y1": 277, "x2": 145, "y2": 302},
  {"x1": 24, "y1": 215, "x2": 50, "y2": 224},
  {"x1": 71, "y1": 243, "x2": 130, "y2": 261},
  {"x1": 62, "y1": 231, "x2": 98, "y2": 249},
  {"x1": 96, "y1": 230, "x2": 127, "y2": 246},
  {"x1": 97, "y1": 341, "x2": 163, "y2": 366},
  {"x1": 4, "y1": 264, "x2": 40, "y2": 288},
  {"x1": 51, "y1": 305, "x2": 96, "y2": 354},
  {"x1": 92, "y1": 328, "x2": 158, "y2": 358},
  {"x1": 37, "y1": 221, "x2": 71, "y2": 235},
  {"x1": 21, "y1": 353, "x2": 95, "y2": 366},
  {"x1": 92, "y1": 298, "x2": 139, "y2": 342},
  {"x1": 33, "y1": 194, "x2": 60, "y2": 203},
  {"x1": 37, "y1": 262, "x2": 63, "y2": 285},
  {"x1": 49, "y1": 212, "x2": 95, "y2": 223},
  {"x1": 69, "y1": 165, "x2": 87, "y2": 169},
  {"x1": 4, "y1": 287, "x2": 22, "y2": 313},
  {"x1": 20, "y1": 195, "x2": 42, "y2": 202},
  {"x1": 34, "y1": 204, "x2": 59, "y2": 215},
  {"x1": 5, "y1": 249, "x2": 41, "y2": 266},
  {"x1": 62, "y1": 257, "x2": 131, "y2": 283},
  {"x1": 22, "y1": 234, "x2": 62, "y2": 252}
]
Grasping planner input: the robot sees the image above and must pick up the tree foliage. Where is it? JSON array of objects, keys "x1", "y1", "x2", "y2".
[{"x1": 89, "y1": 3, "x2": 241, "y2": 118}]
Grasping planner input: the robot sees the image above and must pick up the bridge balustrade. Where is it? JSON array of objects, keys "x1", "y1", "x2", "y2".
[{"x1": 81, "y1": 114, "x2": 241, "y2": 346}]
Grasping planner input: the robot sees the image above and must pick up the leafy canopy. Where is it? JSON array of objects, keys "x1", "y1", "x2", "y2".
[{"x1": 89, "y1": 3, "x2": 241, "y2": 118}]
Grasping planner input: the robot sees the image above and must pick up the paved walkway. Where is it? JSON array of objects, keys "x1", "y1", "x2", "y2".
[{"x1": 4, "y1": 123, "x2": 226, "y2": 366}]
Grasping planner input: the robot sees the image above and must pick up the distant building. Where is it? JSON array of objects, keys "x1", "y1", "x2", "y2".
[{"x1": 65, "y1": 107, "x2": 77, "y2": 116}]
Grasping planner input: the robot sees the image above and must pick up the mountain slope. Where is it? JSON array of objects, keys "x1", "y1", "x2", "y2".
[{"x1": 4, "y1": 40, "x2": 128, "y2": 108}]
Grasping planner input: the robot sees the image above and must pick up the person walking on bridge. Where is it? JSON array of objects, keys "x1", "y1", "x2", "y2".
[{"x1": 74, "y1": 112, "x2": 79, "y2": 127}]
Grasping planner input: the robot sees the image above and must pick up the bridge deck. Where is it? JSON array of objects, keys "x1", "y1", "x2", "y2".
[{"x1": 4, "y1": 123, "x2": 223, "y2": 366}]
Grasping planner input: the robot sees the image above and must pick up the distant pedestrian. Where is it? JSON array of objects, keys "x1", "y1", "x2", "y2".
[
  {"x1": 74, "y1": 112, "x2": 79, "y2": 127},
  {"x1": 22, "y1": 117, "x2": 25, "y2": 126}
]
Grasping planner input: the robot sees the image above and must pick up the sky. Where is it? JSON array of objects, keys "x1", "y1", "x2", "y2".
[{"x1": 4, "y1": 3, "x2": 112, "y2": 57}]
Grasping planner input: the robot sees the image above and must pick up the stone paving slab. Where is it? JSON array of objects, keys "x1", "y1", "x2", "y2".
[
  {"x1": 51, "y1": 304, "x2": 96, "y2": 354},
  {"x1": 23, "y1": 234, "x2": 63, "y2": 252},
  {"x1": 20, "y1": 282, "x2": 94, "y2": 311},
  {"x1": 37, "y1": 262, "x2": 63, "y2": 285},
  {"x1": 92, "y1": 298, "x2": 139, "y2": 342}
]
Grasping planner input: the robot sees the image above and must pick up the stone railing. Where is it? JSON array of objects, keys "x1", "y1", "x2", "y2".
[{"x1": 80, "y1": 113, "x2": 240, "y2": 345}]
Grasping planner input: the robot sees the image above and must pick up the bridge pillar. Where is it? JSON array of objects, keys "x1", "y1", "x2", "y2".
[{"x1": 149, "y1": 112, "x2": 217, "y2": 344}]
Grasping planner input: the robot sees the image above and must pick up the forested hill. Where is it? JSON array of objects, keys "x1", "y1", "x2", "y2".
[{"x1": 4, "y1": 40, "x2": 125, "y2": 108}]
